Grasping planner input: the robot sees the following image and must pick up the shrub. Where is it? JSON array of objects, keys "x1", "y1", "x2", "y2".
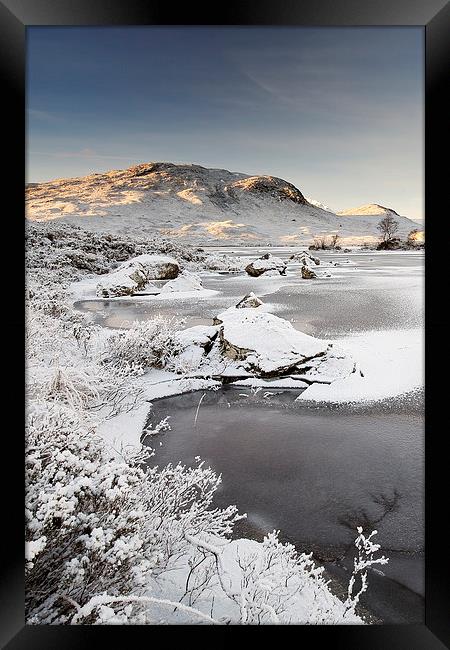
[
  {"x1": 103, "y1": 317, "x2": 183, "y2": 372},
  {"x1": 26, "y1": 403, "x2": 240, "y2": 624}
]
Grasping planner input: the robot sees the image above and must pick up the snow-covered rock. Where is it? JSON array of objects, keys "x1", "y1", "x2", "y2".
[
  {"x1": 290, "y1": 251, "x2": 320, "y2": 266},
  {"x1": 159, "y1": 271, "x2": 203, "y2": 293},
  {"x1": 216, "y1": 309, "x2": 329, "y2": 376},
  {"x1": 96, "y1": 253, "x2": 180, "y2": 297},
  {"x1": 96, "y1": 267, "x2": 147, "y2": 297},
  {"x1": 235, "y1": 292, "x2": 263, "y2": 309},
  {"x1": 301, "y1": 265, "x2": 317, "y2": 279},
  {"x1": 175, "y1": 325, "x2": 219, "y2": 349},
  {"x1": 117, "y1": 254, "x2": 179, "y2": 280},
  {"x1": 174, "y1": 325, "x2": 219, "y2": 371},
  {"x1": 245, "y1": 254, "x2": 287, "y2": 277},
  {"x1": 295, "y1": 345, "x2": 356, "y2": 383},
  {"x1": 205, "y1": 306, "x2": 357, "y2": 383}
]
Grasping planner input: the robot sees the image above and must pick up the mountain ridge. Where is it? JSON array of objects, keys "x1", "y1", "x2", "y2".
[{"x1": 26, "y1": 161, "x2": 419, "y2": 245}]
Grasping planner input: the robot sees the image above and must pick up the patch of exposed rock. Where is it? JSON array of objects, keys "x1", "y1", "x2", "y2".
[
  {"x1": 226, "y1": 175, "x2": 307, "y2": 205},
  {"x1": 301, "y1": 265, "x2": 317, "y2": 279}
]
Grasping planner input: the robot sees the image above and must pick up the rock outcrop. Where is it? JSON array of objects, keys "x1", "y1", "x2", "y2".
[
  {"x1": 117, "y1": 254, "x2": 179, "y2": 280},
  {"x1": 235, "y1": 292, "x2": 263, "y2": 309},
  {"x1": 96, "y1": 253, "x2": 179, "y2": 297},
  {"x1": 245, "y1": 253, "x2": 287, "y2": 277},
  {"x1": 290, "y1": 251, "x2": 320, "y2": 266},
  {"x1": 301, "y1": 265, "x2": 317, "y2": 279},
  {"x1": 226, "y1": 175, "x2": 308, "y2": 205}
]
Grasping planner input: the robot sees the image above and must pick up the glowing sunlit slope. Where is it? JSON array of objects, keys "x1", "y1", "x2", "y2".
[{"x1": 26, "y1": 162, "x2": 419, "y2": 245}]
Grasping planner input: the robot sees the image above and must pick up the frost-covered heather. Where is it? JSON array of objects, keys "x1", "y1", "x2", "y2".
[
  {"x1": 26, "y1": 221, "x2": 246, "y2": 278},
  {"x1": 104, "y1": 317, "x2": 184, "y2": 372},
  {"x1": 25, "y1": 224, "x2": 386, "y2": 624}
]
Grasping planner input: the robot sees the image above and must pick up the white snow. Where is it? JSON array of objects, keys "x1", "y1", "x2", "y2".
[
  {"x1": 117, "y1": 253, "x2": 179, "y2": 280},
  {"x1": 217, "y1": 308, "x2": 329, "y2": 374},
  {"x1": 298, "y1": 329, "x2": 423, "y2": 403},
  {"x1": 159, "y1": 270, "x2": 203, "y2": 293}
]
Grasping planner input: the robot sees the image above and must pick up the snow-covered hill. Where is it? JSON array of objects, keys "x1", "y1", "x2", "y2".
[
  {"x1": 337, "y1": 203, "x2": 400, "y2": 217},
  {"x1": 26, "y1": 162, "x2": 419, "y2": 245}
]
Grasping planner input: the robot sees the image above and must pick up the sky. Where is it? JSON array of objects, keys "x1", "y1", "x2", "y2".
[{"x1": 26, "y1": 27, "x2": 424, "y2": 220}]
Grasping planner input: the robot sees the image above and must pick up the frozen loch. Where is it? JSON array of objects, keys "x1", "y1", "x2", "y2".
[{"x1": 76, "y1": 248, "x2": 424, "y2": 623}]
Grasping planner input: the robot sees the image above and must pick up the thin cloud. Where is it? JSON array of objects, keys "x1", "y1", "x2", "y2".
[{"x1": 30, "y1": 149, "x2": 140, "y2": 161}]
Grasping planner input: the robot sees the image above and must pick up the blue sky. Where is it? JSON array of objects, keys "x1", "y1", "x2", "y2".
[{"x1": 26, "y1": 27, "x2": 424, "y2": 219}]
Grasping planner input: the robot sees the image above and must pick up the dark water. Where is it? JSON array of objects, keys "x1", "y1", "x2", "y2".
[{"x1": 145, "y1": 387, "x2": 424, "y2": 623}]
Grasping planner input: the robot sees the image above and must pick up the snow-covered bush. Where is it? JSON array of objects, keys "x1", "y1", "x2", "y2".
[
  {"x1": 343, "y1": 527, "x2": 388, "y2": 617},
  {"x1": 26, "y1": 403, "x2": 240, "y2": 624},
  {"x1": 103, "y1": 317, "x2": 183, "y2": 372},
  {"x1": 26, "y1": 222, "x2": 210, "y2": 277}
]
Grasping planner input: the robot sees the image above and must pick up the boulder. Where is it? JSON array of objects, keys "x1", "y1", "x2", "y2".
[
  {"x1": 216, "y1": 308, "x2": 329, "y2": 376},
  {"x1": 174, "y1": 325, "x2": 219, "y2": 370},
  {"x1": 245, "y1": 253, "x2": 287, "y2": 277},
  {"x1": 168, "y1": 302, "x2": 358, "y2": 386},
  {"x1": 176, "y1": 325, "x2": 219, "y2": 349},
  {"x1": 117, "y1": 254, "x2": 179, "y2": 280},
  {"x1": 290, "y1": 251, "x2": 320, "y2": 266},
  {"x1": 235, "y1": 292, "x2": 263, "y2": 309},
  {"x1": 96, "y1": 266, "x2": 149, "y2": 298},
  {"x1": 301, "y1": 265, "x2": 317, "y2": 279},
  {"x1": 159, "y1": 271, "x2": 203, "y2": 294}
]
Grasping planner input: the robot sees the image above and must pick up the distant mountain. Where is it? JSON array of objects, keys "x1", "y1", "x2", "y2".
[
  {"x1": 25, "y1": 162, "x2": 419, "y2": 245},
  {"x1": 337, "y1": 204, "x2": 400, "y2": 217},
  {"x1": 335, "y1": 203, "x2": 419, "y2": 240}
]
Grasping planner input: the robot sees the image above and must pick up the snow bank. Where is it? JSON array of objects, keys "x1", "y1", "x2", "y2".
[
  {"x1": 298, "y1": 329, "x2": 423, "y2": 403},
  {"x1": 159, "y1": 270, "x2": 203, "y2": 293}
]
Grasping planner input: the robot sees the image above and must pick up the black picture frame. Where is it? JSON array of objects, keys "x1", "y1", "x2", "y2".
[{"x1": 3, "y1": 0, "x2": 449, "y2": 647}]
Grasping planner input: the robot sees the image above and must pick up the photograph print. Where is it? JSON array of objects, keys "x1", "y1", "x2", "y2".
[{"x1": 25, "y1": 25, "x2": 425, "y2": 626}]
